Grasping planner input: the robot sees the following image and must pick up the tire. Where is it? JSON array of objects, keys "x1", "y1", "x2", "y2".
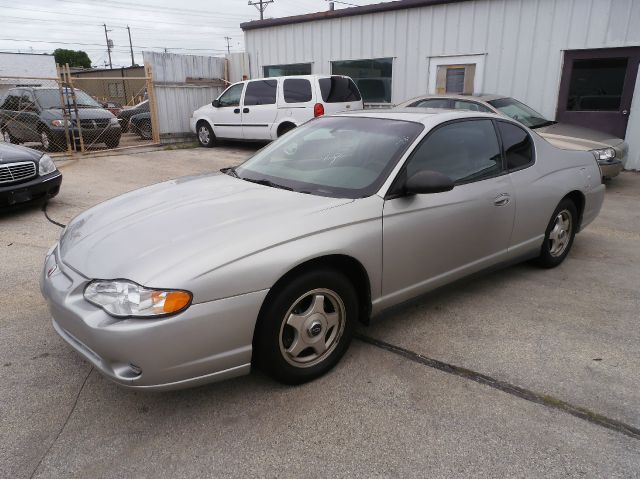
[
  {"x1": 137, "y1": 120, "x2": 152, "y2": 140},
  {"x1": 40, "y1": 128, "x2": 63, "y2": 152},
  {"x1": 277, "y1": 123, "x2": 296, "y2": 137},
  {"x1": 534, "y1": 199, "x2": 578, "y2": 268},
  {"x1": 196, "y1": 121, "x2": 215, "y2": 147},
  {"x1": 254, "y1": 269, "x2": 358, "y2": 385},
  {"x1": 105, "y1": 136, "x2": 121, "y2": 148}
]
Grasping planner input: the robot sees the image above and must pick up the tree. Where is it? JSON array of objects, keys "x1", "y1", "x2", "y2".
[{"x1": 53, "y1": 49, "x2": 92, "y2": 68}]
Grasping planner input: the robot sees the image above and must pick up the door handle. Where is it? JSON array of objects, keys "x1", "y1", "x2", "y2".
[
  {"x1": 233, "y1": 108, "x2": 240, "y2": 114},
  {"x1": 493, "y1": 193, "x2": 511, "y2": 207},
  {"x1": 243, "y1": 108, "x2": 250, "y2": 113}
]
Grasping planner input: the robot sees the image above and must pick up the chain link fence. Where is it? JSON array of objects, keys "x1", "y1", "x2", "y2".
[{"x1": 0, "y1": 64, "x2": 159, "y2": 157}]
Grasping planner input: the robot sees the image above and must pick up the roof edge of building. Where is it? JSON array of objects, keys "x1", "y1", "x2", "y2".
[{"x1": 240, "y1": 0, "x2": 471, "y2": 31}]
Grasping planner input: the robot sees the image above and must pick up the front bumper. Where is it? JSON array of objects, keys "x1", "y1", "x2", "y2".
[
  {"x1": 0, "y1": 171, "x2": 62, "y2": 208},
  {"x1": 598, "y1": 158, "x2": 624, "y2": 178},
  {"x1": 41, "y1": 246, "x2": 268, "y2": 391},
  {"x1": 50, "y1": 125, "x2": 121, "y2": 144},
  {"x1": 189, "y1": 117, "x2": 197, "y2": 134}
]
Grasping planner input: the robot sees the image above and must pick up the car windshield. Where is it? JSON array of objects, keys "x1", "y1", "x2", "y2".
[
  {"x1": 487, "y1": 97, "x2": 554, "y2": 129},
  {"x1": 35, "y1": 89, "x2": 102, "y2": 109},
  {"x1": 234, "y1": 116, "x2": 423, "y2": 198}
]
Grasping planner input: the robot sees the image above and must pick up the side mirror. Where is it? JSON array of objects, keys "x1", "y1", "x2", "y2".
[
  {"x1": 212, "y1": 99, "x2": 221, "y2": 108},
  {"x1": 404, "y1": 170, "x2": 454, "y2": 195}
]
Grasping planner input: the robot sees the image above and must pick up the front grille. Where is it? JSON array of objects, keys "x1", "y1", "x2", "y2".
[
  {"x1": 74, "y1": 119, "x2": 111, "y2": 129},
  {"x1": 0, "y1": 161, "x2": 37, "y2": 185}
]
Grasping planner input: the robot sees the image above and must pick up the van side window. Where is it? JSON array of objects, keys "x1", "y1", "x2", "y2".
[
  {"x1": 497, "y1": 121, "x2": 534, "y2": 171},
  {"x1": 283, "y1": 79, "x2": 312, "y2": 103},
  {"x1": 244, "y1": 80, "x2": 277, "y2": 106},
  {"x1": 218, "y1": 83, "x2": 244, "y2": 108}
]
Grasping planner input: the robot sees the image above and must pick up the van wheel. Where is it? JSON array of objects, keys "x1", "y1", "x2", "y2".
[
  {"x1": 2, "y1": 128, "x2": 18, "y2": 144},
  {"x1": 277, "y1": 123, "x2": 296, "y2": 137},
  {"x1": 197, "y1": 121, "x2": 215, "y2": 147},
  {"x1": 40, "y1": 128, "x2": 62, "y2": 152}
]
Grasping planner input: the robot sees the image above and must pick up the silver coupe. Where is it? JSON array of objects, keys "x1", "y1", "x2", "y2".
[{"x1": 41, "y1": 109, "x2": 605, "y2": 390}]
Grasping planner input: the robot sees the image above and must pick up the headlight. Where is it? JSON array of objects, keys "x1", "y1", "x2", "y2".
[
  {"x1": 591, "y1": 148, "x2": 616, "y2": 161},
  {"x1": 109, "y1": 117, "x2": 119, "y2": 125},
  {"x1": 51, "y1": 119, "x2": 65, "y2": 127},
  {"x1": 38, "y1": 154, "x2": 57, "y2": 176},
  {"x1": 84, "y1": 280, "x2": 192, "y2": 318}
]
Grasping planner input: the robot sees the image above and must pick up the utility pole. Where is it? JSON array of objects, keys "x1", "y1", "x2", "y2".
[
  {"x1": 103, "y1": 24, "x2": 113, "y2": 69},
  {"x1": 224, "y1": 36, "x2": 232, "y2": 54},
  {"x1": 248, "y1": 0, "x2": 274, "y2": 20},
  {"x1": 127, "y1": 25, "x2": 135, "y2": 67}
]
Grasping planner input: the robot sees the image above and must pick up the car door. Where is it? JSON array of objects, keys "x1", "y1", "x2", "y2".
[
  {"x1": 382, "y1": 119, "x2": 515, "y2": 305},
  {"x1": 211, "y1": 82, "x2": 245, "y2": 139},
  {"x1": 241, "y1": 79, "x2": 278, "y2": 140},
  {"x1": 18, "y1": 90, "x2": 41, "y2": 142}
]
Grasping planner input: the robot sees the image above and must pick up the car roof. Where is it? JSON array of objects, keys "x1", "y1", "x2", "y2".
[
  {"x1": 234, "y1": 74, "x2": 350, "y2": 83},
  {"x1": 398, "y1": 93, "x2": 507, "y2": 105},
  {"x1": 334, "y1": 107, "x2": 504, "y2": 126}
]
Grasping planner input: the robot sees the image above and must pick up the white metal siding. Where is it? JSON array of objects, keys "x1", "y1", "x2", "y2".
[{"x1": 245, "y1": 0, "x2": 640, "y2": 169}]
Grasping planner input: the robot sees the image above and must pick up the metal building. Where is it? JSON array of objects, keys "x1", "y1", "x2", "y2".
[{"x1": 241, "y1": 0, "x2": 640, "y2": 170}]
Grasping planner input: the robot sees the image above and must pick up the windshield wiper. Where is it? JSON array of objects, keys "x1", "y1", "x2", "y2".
[
  {"x1": 220, "y1": 166, "x2": 240, "y2": 178},
  {"x1": 242, "y1": 177, "x2": 294, "y2": 191}
]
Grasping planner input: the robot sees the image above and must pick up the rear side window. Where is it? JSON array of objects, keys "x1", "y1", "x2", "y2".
[
  {"x1": 244, "y1": 80, "x2": 277, "y2": 106},
  {"x1": 406, "y1": 119, "x2": 502, "y2": 184},
  {"x1": 283, "y1": 79, "x2": 312, "y2": 103},
  {"x1": 319, "y1": 77, "x2": 361, "y2": 103},
  {"x1": 497, "y1": 121, "x2": 534, "y2": 171},
  {"x1": 411, "y1": 98, "x2": 450, "y2": 109}
]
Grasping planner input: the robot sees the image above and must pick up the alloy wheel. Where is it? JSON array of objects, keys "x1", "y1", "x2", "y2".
[
  {"x1": 279, "y1": 288, "x2": 346, "y2": 368},
  {"x1": 198, "y1": 125, "x2": 210, "y2": 145},
  {"x1": 548, "y1": 209, "x2": 572, "y2": 257}
]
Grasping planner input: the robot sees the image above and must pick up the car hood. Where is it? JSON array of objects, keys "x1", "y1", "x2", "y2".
[
  {"x1": 0, "y1": 143, "x2": 41, "y2": 164},
  {"x1": 535, "y1": 122, "x2": 624, "y2": 151},
  {"x1": 59, "y1": 173, "x2": 354, "y2": 286}
]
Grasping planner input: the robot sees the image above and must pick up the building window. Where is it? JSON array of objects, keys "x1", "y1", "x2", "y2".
[
  {"x1": 436, "y1": 64, "x2": 476, "y2": 94},
  {"x1": 331, "y1": 58, "x2": 392, "y2": 103},
  {"x1": 263, "y1": 63, "x2": 312, "y2": 77}
]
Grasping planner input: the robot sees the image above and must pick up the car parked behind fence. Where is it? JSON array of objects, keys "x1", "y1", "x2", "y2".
[{"x1": 190, "y1": 75, "x2": 364, "y2": 147}]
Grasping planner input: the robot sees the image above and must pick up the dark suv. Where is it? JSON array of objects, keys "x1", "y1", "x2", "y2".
[{"x1": 0, "y1": 87, "x2": 121, "y2": 151}]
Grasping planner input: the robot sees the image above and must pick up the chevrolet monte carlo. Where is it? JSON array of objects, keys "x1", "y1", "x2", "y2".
[{"x1": 41, "y1": 109, "x2": 605, "y2": 390}]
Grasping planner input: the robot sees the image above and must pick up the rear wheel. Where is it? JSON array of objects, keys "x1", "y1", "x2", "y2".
[
  {"x1": 137, "y1": 120, "x2": 152, "y2": 140},
  {"x1": 40, "y1": 128, "x2": 62, "y2": 152},
  {"x1": 254, "y1": 269, "x2": 357, "y2": 384},
  {"x1": 277, "y1": 122, "x2": 296, "y2": 137},
  {"x1": 197, "y1": 121, "x2": 215, "y2": 147},
  {"x1": 105, "y1": 136, "x2": 121, "y2": 148},
  {"x1": 534, "y1": 199, "x2": 578, "y2": 268}
]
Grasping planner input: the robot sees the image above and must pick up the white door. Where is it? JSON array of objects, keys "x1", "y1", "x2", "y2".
[
  {"x1": 241, "y1": 79, "x2": 278, "y2": 140},
  {"x1": 212, "y1": 82, "x2": 245, "y2": 139}
]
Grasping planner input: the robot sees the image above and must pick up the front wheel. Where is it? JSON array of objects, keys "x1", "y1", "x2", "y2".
[
  {"x1": 40, "y1": 128, "x2": 63, "y2": 152},
  {"x1": 197, "y1": 121, "x2": 215, "y2": 147},
  {"x1": 1, "y1": 128, "x2": 17, "y2": 144},
  {"x1": 254, "y1": 269, "x2": 357, "y2": 384},
  {"x1": 534, "y1": 199, "x2": 578, "y2": 268}
]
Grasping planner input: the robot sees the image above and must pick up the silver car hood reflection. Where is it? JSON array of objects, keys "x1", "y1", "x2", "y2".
[{"x1": 60, "y1": 173, "x2": 353, "y2": 284}]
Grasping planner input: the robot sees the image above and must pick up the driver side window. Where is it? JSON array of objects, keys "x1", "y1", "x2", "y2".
[
  {"x1": 217, "y1": 83, "x2": 244, "y2": 108},
  {"x1": 405, "y1": 119, "x2": 503, "y2": 184}
]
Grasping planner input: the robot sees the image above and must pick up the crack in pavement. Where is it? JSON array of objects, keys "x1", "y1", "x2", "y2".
[
  {"x1": 29, "y1": 366, "x2": 93, "y2": 479},
  {"x1": 355, "y1": 333, "x2": 640, "y2": 441}
]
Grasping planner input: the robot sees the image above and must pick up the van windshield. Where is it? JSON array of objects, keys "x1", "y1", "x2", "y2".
[{"x1": 35, "y1": 89, "x2": 102, "y2": 109}]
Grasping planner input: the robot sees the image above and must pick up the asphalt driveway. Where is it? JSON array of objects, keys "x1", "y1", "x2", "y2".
[{"x1": 1, "y1": 145, "x2": 639, "y2": 478}]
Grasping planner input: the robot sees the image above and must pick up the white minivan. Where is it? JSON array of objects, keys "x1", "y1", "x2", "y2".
[{"x1": 190, "y1": 75, "x2": 363, "y2": 147}]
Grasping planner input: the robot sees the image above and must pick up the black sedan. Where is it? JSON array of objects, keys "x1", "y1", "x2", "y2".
[
  {"x1": 0, "y1": 142, "x2": 62, "y2": 209},
  {"x1": 117, "y1": 100, "x2": 149, "y2": 133}
]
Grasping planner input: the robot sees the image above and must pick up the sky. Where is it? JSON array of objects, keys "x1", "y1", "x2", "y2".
[{"x1": 0, "y1": 0, "x2": 389, "y2": 68}]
